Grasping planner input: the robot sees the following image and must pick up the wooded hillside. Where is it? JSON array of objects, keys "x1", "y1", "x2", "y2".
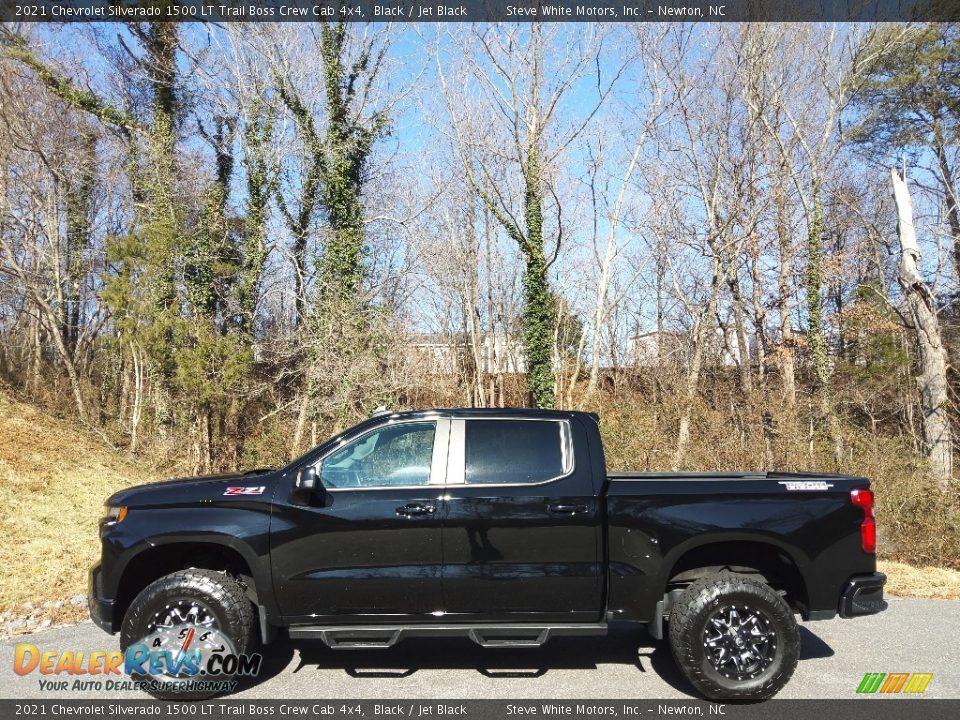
[{"x1": 0, "y1": 22, "x2": 957, "y2": 567}]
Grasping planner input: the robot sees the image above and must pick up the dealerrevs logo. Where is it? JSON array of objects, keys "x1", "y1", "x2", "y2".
[{"x1": 13, "y1": 625, "x2": 261, "y2": 694}]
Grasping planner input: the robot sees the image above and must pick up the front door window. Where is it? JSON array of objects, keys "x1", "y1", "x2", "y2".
[{"x1": 320, "y1": 422, "x2": 437, "y2": 489}]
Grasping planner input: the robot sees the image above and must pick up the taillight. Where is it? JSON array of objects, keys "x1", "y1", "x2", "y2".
[{"x1": 851, "y1": 488, "x2": 876, "y2": 553}]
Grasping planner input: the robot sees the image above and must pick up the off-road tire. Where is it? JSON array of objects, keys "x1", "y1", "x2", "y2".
[
  {"x1": 668, "y1": 574, "x2": 800, "y2": 700},
  {"x1": 120, "y1": 569, "x2": 254, "y2": 700}
]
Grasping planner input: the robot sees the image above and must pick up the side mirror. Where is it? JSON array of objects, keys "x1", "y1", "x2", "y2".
[{"x1": 293, "y1": 465, "x2": 320, "y2": 504}]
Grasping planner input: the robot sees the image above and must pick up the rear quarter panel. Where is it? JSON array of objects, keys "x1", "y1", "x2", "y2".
[{"x1": 605, "y1": 474, "x2": 875, "y2": 621}]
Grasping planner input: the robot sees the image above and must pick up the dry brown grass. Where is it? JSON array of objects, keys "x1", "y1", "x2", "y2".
[
  {"x1": 0, "y1": 391, "x2": 154, "y2": 624},
  {"x1": 879, "y1": 560, "x2": 960, "y2": 600}
]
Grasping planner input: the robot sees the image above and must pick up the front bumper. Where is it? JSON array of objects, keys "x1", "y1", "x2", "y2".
[
  {"x1": 88, "y1": 564, "x2": 116, "y2": 634},
  {"x1": 839, "y1": 572, "x2": 887, "y2": 617}
]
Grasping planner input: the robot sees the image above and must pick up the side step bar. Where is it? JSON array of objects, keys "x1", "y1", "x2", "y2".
[{"x1": 288, "y1": 623, "x2": 608, "y2": 649}]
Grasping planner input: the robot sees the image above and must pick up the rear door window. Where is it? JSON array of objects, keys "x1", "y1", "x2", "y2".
[{"x1": 464, "y1": 419, "x2": 570, "y2": 485}]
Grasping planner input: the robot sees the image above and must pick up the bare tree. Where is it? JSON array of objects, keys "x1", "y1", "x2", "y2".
[
  {"x1": 891, "y1": 167, "x2": 953, "y2": 488},
  {"x1": 583, "y1": 27, "x2": 668, "y2": 402},
  {"x1": 0, "y1": 58, "x2": 94, "y2": 420},
  {"x1": 437, "y1": 24, "x2": 627, "y2": 408},
  {"x1": 642, "y1": 27, "x2": 764, "y2": 469}
]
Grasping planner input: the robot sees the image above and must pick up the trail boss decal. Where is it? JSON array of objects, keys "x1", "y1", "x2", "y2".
[
  {"x1": 223, "y1": 486, "x2": 266, "y2": 496},
  {"x1": 778, "y1": 481, "x2": 834, "y2": 491}
]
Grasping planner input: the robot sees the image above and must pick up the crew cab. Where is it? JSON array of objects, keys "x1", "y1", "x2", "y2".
[{"x1": 90, "y1": 408, "x2": 886, "y2": 700}]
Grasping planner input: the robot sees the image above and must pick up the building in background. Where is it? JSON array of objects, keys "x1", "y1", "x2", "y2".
[
  {"x1": 408, "y1": 333, "x2": 526, "y2": 375},
  {"x1": 629, "y1": 327, "x2": 755, "y2": 369}
]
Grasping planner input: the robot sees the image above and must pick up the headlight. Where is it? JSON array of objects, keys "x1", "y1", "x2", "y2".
[{"x1": 103, "y1": 505, "x2": 128, "y2": 524}]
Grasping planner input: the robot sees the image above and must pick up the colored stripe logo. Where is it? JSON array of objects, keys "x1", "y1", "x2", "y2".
[{"x1": 857, "y1": 672, "x2": 932, "y2": 694}]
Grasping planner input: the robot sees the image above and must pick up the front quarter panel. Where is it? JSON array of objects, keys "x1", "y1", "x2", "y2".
[{"x1": 98, "y1": 473, "x2": 279, "y2": 619}]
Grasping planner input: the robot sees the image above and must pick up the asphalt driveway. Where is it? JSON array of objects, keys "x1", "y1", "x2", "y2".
[{"x1": 1, "y1": 598, "x2": 956, "y2": 700}]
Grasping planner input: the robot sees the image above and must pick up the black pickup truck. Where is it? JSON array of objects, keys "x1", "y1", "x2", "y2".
[{"x1": 90, "y1": 408, "x2": 885, "y2": 700}]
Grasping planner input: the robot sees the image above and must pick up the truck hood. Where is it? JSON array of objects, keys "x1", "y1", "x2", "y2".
[{"x1": 106, "y1": 468, "x2": 277, "y2": 508}]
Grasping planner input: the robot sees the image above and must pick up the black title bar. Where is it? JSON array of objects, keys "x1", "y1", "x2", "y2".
[
  {"x1": 3, "y1": 0, "x2": 960, "y2": 23},
  {"x1": 0, "y1": 700, "x2": 958, "y2": 720}
]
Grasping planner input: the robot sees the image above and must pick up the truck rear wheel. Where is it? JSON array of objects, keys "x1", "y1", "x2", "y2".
[
  {"x1": 668, "y1": 574, "x2": 800, "y2": 700},
  {"x1": 120, "y1": 569, "x2": 255, "y2": 700}
]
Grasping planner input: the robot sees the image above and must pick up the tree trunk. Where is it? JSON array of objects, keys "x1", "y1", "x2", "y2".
[
  {"x1": 239, "y1": 97, "x2": 271, "y2": 339},
  {"x1": 462, "y1": 194, "x2": 486, "y2": 407},
  {"x1": 805, "y1": 187, "x2": 842, "y2": 458},
  {"x1": 932, "y1": 128, "x2": 960, "y2": 278},
  {"x1": 130, "y1": 340, "x2": 144, "y2": 453},
  {"x1": 292, "y1": 375, "x2": 313, "y2": 456},
  {"x1": 891, "y1": 168, "x2": 953, "y2": 489},
  {"x1": 749, "y1": 233, "x2": 776, "y2": 469},
  {"x1": 586, "y1": 138, "x2": 645, "y2": 400},
  {"x1": 36, "y1": 294, "x2": 86, "y2": 421},
  {"x1": 672, "y1": 261, "x2": 722, "y2": 470},
  {"x1": 519, "y1": 144, "x2": 556, "y2": 409},
  {"x1": 727, "y1": 267, "x2": 753, "y2": 399},
  {"x1": 315, "y1": 23, "x2": 383, "y2": 301},
  {"x1": 774, "y1": 169, "x2": 797, "y2": 407},
  {"x1": 63, "y1": 130, "x2": 96, "y2": 355}
]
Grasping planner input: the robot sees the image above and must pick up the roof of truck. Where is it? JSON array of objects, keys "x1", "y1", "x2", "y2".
[{"x1": 383, "y1": 407, "x2": 598, "y2": 420}]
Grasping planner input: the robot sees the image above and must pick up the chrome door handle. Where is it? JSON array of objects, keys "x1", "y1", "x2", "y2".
[
  {"x1": 547, "y1": 503, "x2": 589, "y2": 515},
  {"x1": 396, "y1": 503, "x2": 436, "y2": 517}
]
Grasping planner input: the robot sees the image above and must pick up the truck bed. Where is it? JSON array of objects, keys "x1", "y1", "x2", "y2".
[{"x1": 602, "y1": 469, "x2": 873, "y2": 622}]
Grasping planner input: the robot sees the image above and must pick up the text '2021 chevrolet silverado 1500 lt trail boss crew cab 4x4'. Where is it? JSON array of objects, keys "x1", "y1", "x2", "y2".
[{"x1": 90, "y1": 409, "x2": 886, "y2": 700}]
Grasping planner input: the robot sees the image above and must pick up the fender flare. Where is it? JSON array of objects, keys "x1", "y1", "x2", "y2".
[
  {"x1": 112, "y1": 531, "x2": 281, "y2": 622},
  {"x1": 654, "y1": 530, "x2": 812, "y2": 599}
]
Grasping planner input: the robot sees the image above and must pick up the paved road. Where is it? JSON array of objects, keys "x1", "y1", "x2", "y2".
[{"x1": 1, "y1": 599, "x2": 957, "y2": 700}]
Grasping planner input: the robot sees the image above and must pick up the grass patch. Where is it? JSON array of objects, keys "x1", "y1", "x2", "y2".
[
  {"x1": 879, "y1": 560, "x2": 960, "y2": 600},
  {"x1": 0, "y1": 392, "x2": 154, "y2": 624}
]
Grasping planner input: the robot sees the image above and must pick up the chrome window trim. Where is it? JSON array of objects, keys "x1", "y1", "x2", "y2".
[
  {"x1": 446, "y1": 417, "x2": 575, "y2": 488},
  {"x1": 446, "y1": 418, "x2": 466, "y2": 486},
  {"x1": 315, "y1": 417, "x2": 450, "y2": 493},
  {"x1": 429, "y1": 419, "x2": 451, "y2": 486}
]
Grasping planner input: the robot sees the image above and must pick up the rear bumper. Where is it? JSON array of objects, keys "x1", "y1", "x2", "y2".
[
  {"x1": 88, "y1": 564, "x2": 116, "y2": 634},
  {"x1": 839, "y1": 572, "x2": 887, "y2": 617}
]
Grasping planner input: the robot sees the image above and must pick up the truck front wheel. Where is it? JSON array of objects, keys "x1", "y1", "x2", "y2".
[
  {"x1": 668, "y1": 574, "x2": 800, "y2": 700},
  {"x1": 120, "y1": 569, "x2": 255, "y2": 700}
]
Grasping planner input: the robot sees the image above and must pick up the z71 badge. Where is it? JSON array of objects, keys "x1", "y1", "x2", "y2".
[{"x1": 223, "y1": 486, "x2": 266, "y2": 496}]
